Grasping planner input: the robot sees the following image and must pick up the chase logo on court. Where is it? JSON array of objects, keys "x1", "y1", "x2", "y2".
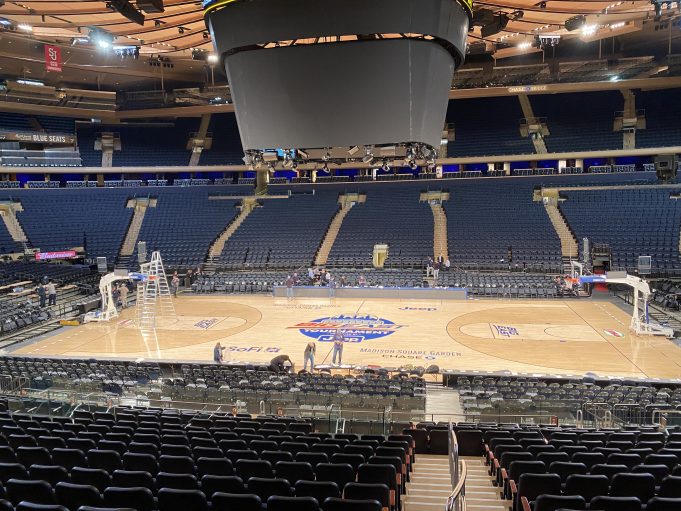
[{"x1": 290, "y1": 314, "x2": 405, "y2": 343}]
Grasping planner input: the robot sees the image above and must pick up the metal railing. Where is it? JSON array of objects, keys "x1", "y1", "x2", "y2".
[{"x1": 446, "y1": 424, "x2": 467, "y2": 511}]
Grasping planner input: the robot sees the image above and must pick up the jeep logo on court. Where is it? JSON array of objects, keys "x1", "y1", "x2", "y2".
[{"x1": 290, "y1": 314, "x2": 405, "y2": 343}]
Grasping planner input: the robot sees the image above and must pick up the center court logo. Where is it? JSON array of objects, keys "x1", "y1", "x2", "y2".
[{"x1": 289, "y1": 314, "x2": 405, "y2": 343}]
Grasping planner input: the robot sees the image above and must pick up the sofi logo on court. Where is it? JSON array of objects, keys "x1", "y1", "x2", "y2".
[{"x1": 290, "y1": 314, "x2": 405, "y2": 343}]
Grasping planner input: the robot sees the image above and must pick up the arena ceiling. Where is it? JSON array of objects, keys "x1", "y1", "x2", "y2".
[
  {"x1": 0, "y1": 0, "x2": 678, "y2": 89},
  {"x1": 0, "y1": 0, "x2": 673, "y2": 52}
]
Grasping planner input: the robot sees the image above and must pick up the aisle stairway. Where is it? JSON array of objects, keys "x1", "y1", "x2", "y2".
[
  {"x1": 403, "y1": 455, "x2": 505, "y2": 511},
  {"x1": 0, "y1": 204, "x2": 28, "y2": 244},
  {"x1": 205, "y1": 198, "x2": 257, "y2": 270},
  {"x1": 430, "y1": 203, "x2": 449, "y2": 261},
  {"x1": 314, "y1": 202, "x2": 354, "y2": 266},
  {"x1": 119, "y1": 200, "x2": 151, "y2": 258},
  {"x1": 544, "y1": 199, "x2": 578, "y2": 259}
]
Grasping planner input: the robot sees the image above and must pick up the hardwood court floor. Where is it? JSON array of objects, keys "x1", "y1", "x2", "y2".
[{"x1": 11, "y1": 295, "x2": 681, "y2": 380}]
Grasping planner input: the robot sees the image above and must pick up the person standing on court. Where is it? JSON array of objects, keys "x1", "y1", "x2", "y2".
[
  {"x1": 285, "y1": 275, "x2": 294, "y2": 300},
  {"x1": 332, "y1": 329, "x2": 345, "y2": 365},
  {"x1": 303, "y1": 341, "x2": 316, "y2": 372},
  {"x1": 46, "y1": 280, "x2": 57, "y2": 306},
  {"x1": 433, "y1": 260, "x2": 440, "y2": 280},
  {"x1": 171, "y1": 272, "x2": 180, "y2": 297},
  {"x1": 119, "y1": 283, "x2": 129, "y2": 308},
  {"x1": 36, "y1": 283, "x2": 46, "y2": 308},
  {"x1": 328, "y1": 276, "x2": 336, "y2": 298},
  {"x1": 213, "y1": 342, "x2": 226, "y2": 363}
]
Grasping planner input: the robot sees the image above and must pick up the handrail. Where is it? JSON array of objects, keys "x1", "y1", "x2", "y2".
[{"x1": 446, "y1": 423, "x2": 467, "y2": 511}]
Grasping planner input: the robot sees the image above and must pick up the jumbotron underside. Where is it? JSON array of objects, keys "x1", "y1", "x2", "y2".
[{"x1": 205, "y1": 0, "x2": 471, "y2": 166}]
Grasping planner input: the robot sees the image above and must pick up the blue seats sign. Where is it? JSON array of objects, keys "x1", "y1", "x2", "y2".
[{"x1": 291, "y1": 314, "x2": 405, "y2": 343}]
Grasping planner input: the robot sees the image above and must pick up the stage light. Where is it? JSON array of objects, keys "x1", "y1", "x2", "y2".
[
  {"x1": 17, "y1": 23, "x2": 32, "y2": 32},
  {"x1": 178, "y1": 27, "x2": 185, "y2": 34},
  {"x1": 108, "y1": 0, "x2": 145, "y2": 25},
  {"x1": 565, "y1": 15, "x2": 586, "y2": 32},
  {"x1": 610, "y1": 75, "x2": 620, "y2": 82},
  {"x1": 581, "y1": 24, "x2": 598, "y2": 36},
  {"x1": 518, "y1": 41, "x2": 532, "y2": 50},
  {"x1": 207, "y1": 54, "x2": 218, "y2": 63},
  {"x1": 97, "y1": 39, "x2": 112, "y2": 49},
  {"x1": 381, "y1": 161, "x2": 390, "y2": 172},
  {"x1": 203, "y1": 31, "x2": 209, "y2": 39},
  {"x1": 362, "y1": 151, "x2": 374, "y2": 164}
]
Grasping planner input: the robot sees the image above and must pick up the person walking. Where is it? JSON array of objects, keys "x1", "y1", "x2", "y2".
[
  {"x1": 285, "y1": 275, "x2": 294, "y2": 300},
  {"x1": 119, "y1": 283, "x2": 129, "y2": 308},
  {"x1": 36, "y1": 283, "x2": 46, "y2": 308},
  {"x1": 303, "y1": 341, "x2": 316, "y2": 372},
  {"x1": 171, "y1": 272, "x2": 180, "y2": 297},
  {"x1": 213, "y1": 342, "x2": 226, "y2": 363},
  {"x1": 332, "y1": 329, "x2": 345, "y2": 366},
  {"x1": 112, "y1": 284, "x2": 121, "y2": 307},
  {"x1": 46, "y1": 281, "x2": 57, "y2": 306}
]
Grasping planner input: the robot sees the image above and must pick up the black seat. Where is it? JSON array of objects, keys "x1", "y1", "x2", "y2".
[
  {"x1": 157, "y1": 488, "x2": 207, "y2": 511},
  {"x1": 236, "y1": 459, "x2": 274, "y2": 481},
  {"x1": 155, "y1": 472, "x2": 199, "y2": 490},
  {"x1": 589, "y1": 496, "x2": 642, "y2": 511},
  {"x1": 563, "y1": 474, "x2": 609, "y2": 502},
  {"x1": 247, "y1": 477, "x2": 292, "y2": 502},
  {"x1": 70, "y1": 468, "x2": 111, "y2": 493},
  {"x1": 200, "y1": 475, "x2": 245, "y2": 499},
  {"x1": 6, "y1": 479, "x2": 55, "y2": 506},
  {"x1": 17, "y1": 447, "x2": 51, "y2": 468},
  {"x1": 591, "y1": 464, "x2": 629, "y2": 480},
  {"x1": 29, "y1": 465, "x2": 69, "y2": 487},
  {"x1": 267, "y1": 495, "x2": 319, "y2": 511},
  {"x1": 111, "y1": 470, "x2": 155, "y2": 492},
  {"x1": 646, "y1": 455, "x2": 679, "y2": 471},
  {"x1": 322, "y1": 497, "x2": 382, "y2": 511},
  {"x1": 330, "y1": 454, "x2": 365, "y2": 471},
  {"x1": 262, "y1": 451, "x2": 294, "y2": 465},
  {"x1": 514, "y1": 473, "x2": 562, "y2": 511},
  {"x1": 610, "y1": 472, "x2": 656, "y2": 501},
  {"x1": 87, "y1": 450, "x2": 122, "y2": 474},
  {"x1": 532, "y1": 494, "x2": 585, "y2": 511},
  {"x1": 51, "y1": 450, "x2": 87, "y2": 472},
  {"x1": 632, "y1": 464, "x2": 670, "y2": 484},
  {"x1": 315, "y1": 463, "x2": 355, "y2": 490},
  {"x1": 196, "y1": 457, "x2": 233, "y2": 477},
  {"x1": 457, "y1": 430, "x2": 484, "y2": 456},
  {"x1": 211, "y1": 492, "x2": 262, "y2": 511},
  {"x1": 659, "y1": 476, "x2": 681, "y2": 498},
  {"x1": 55, "y1": 482, "x2": 103, "y2": 511},
  {"x1": 548, "y1": 462, "x2": 587, "y2": 485},
  {"x1": 646, "y1": 497, "x2": 681, "y2": 511},
  {"x1": 122, "y1": 453, "x2": 158, "y2": 476},
  {"x1": 275, "y1": 461, "x2": 315, "y2": 485},
  {"x1": 294, "y1": 480, "x2": 340, "y2": 504},
  {"x1": 296, "y1": 452, "x2": 329, "y2": 468},
  {"x1": 357, "y1": 464, "x2": 397, "y2": 509},
  {"x1": 428, "y1": 430, "x2": 448, "y2": 455},
  {"x1": 0, "y1": 462, "x2": 29, "y2": 483},
  {"x1": 103, "y1": 487, "x2": 154, "y2": 511},
  {"x1": 607, "y1": 453, "x2": 642, "y2": 469},
  {"x1": 15, "y1": 504, "x2": 68, "y2": 511},
  {"x1": 158, "y1": 455, "x2": 195, "y2": 475},
  {"x1": 344, "y1": 482, "x2": 390, "y2": 511},
  {"x1": 570, "y1": 452, "x2": 605, "y2": 471}
]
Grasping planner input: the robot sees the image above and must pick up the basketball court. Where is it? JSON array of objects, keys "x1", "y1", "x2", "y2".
[{"x1": 9, "y1": 295, "x2": 681, "y2": 380}]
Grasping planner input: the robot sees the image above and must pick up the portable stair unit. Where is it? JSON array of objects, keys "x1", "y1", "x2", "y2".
[{"x1": 136, "y1": 251, "x2": 176, "y2": 330}]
